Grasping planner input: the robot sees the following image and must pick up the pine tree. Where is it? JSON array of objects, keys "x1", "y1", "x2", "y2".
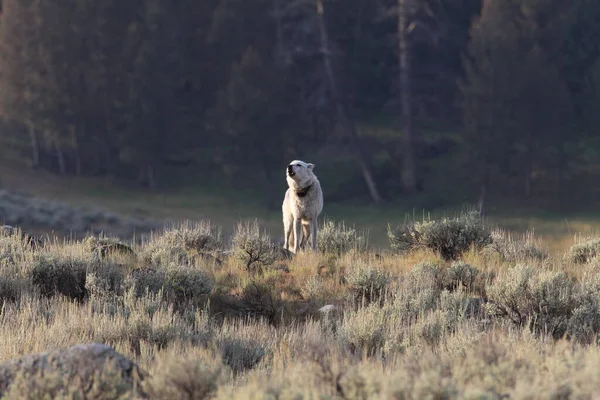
[
  {"x1": 118, "y1": 0, "x2": 185, "y2": 189},
  {"x1": 461, "y1": 0, "x2": 573, "y2": 206},
  {"x1": 206, "y1": 46, "x2": 311, "y2": 204},
  {"x1": 0, "y1": 0, "x2": 46, "y2": 167}
]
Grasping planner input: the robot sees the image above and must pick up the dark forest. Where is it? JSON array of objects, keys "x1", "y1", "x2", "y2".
[{"x1": 0, "y1": 0, "x2": 599, "y2": 211}]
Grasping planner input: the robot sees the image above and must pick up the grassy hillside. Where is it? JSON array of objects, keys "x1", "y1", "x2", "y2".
[{"x1": 2, "y1": 213, "x2": 600, "y2": 397}]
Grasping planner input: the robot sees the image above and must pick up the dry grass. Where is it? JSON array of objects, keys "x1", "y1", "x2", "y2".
[{"x1": 3, "y1": 216, "x2": 600, "y2": 398}]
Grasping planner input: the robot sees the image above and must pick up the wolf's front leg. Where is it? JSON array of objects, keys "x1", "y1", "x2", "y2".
[
  {"x1": 300, "y1": 224, "x2": 310, "y2": 250},
  {"x1": 293, "y1": 219, "x2": 302, "y2": 254},
  {"x1": 283, "y1": 216, "x2": 293, "y2": 251}
]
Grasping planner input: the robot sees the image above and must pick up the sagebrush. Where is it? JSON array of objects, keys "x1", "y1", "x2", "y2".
[
  {"x1": 388, "y1": 210, "x2": 491, "y2": 260},
  {"x1": 0, "y1": 216, "x2": 600, "y2": 398}
]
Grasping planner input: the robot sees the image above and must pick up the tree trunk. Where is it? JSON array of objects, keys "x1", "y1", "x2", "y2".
[
  {"x1": 261, "y1": 167, "x2": 279, "y2": 210},
  {"x1": 478, "y1": 164, "x2": 490, "y2": 216},
  {"x1": 147, "y1": 164, "x2": 156, "y2": 190},
  {"x1": 314, "y1": 0, "x2": 382, "y2": 203},
  {"x1": 272, "y1": 0, "x2": 287, "y2": 66},
  {"x1": 555, "y1": 142, "x2": 565, "y2": 202},
  {"x1": 28, "y1": 126, "x2": 40, "y2": 169},
  {"x1": 524, "y1": 131, "x2": 533, "y2": 197},
  {"x1": 397, "y1": 0, "x2": 417, "y2": 193},
  {"x1": 103, "y1": 103, "x2": 119, "y2": 177},
  {"x1": 312, "y1": 112, "x2": 319, "y2": 145},
  {"x1": 138, "y1": 166, "x2": 145, "y2": 187},
  {"x1": 55, "y1": 140, "x2": 67, "y2": 175},
  {"x1": 70, "y1": 126, "x2": 82, "y2": 176}
]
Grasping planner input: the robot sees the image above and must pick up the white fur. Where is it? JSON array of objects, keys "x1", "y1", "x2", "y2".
[{"x1": 282, "y1": 160, "x2": 324, "y2": 253}]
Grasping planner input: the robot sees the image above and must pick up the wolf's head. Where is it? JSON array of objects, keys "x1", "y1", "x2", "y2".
[{"x1": 286, "y1": 160, "x2": 316, "y2": 189}]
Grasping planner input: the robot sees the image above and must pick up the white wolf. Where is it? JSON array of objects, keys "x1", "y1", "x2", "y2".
[{"x1": 282, "y1": 160, "x2": 324, "y2": 253}]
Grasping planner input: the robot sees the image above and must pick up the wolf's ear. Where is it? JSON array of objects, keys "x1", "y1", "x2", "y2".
[{"x1": 307, "y1": 163, "x2": 315, "y2": 170}]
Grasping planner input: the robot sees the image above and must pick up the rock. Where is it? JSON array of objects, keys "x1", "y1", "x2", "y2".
[
  {"x1": 272, "y1": 264, "x2": 290, "y2": 273},
  {"x1": 0, "y1": 225, "x2": 15, "y2": 236},
  {"x1": 276, "y1": 248, "x2": 294, "y2": 260},
  {"x1": 319, "y1": 304, "x2": 338, "y2": 314},
  {"x1": 95, "y1": 242, "x2": 136, "y2": 259},
  {"x1": 0, "y1": 343, "x2": 146, "y2": 398},
  {"x1": 318, "y1": 304, "x2": 343, "y2": 317},
  {"x1": 0, "y1": 225, "x2": 45, "y2": 249}
]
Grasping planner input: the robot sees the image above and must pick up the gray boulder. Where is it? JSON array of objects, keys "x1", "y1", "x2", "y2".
[{"x1": 0, "y1": 343, "x2": 146, "y2": 398}]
